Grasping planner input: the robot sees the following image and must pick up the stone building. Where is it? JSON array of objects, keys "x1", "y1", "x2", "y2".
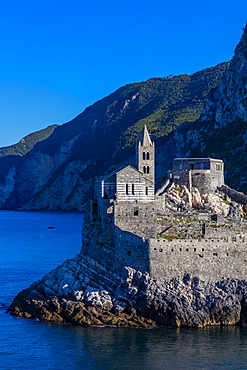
[
  {"x1": 83, "y1": 126, "x2": 247, "y2": 282},
  {"x1": 169, "y1": 157, "x2": 224, "y2": 194}
]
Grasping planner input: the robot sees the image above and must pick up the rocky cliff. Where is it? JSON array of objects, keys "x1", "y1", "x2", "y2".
[
  {"x1": 156, "y1": 24, "x2": 247, "y2": 192},
  {"x1": 8, "y1": 253, "x2": 247, "y2": 328},
  {"x1": 9, "y1": 179, "x2": 247, "y2": 328}
]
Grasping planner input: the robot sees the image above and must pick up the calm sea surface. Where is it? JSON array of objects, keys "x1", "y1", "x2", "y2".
[{"x1": 1, "y1": 210, "x2": 247, "y2": 369}]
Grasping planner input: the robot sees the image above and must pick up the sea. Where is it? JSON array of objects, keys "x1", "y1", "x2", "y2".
[{"x1": 1, "y1": 210, "x2": 247, "y2": 370}]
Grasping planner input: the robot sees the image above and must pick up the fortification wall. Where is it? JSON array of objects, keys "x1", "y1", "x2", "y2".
[
  {"x1": 114, "y1": 202, "x2": 156, "y2": 239},
  {"x1": 149, "y1": 238, "x2": 247, "y2": 281},
  {"x1": 114, "y1": 228, "x2": 150, "y2": 272},
  {"x1": 219, "y1": 185, "x2": 247, "y2": 205}
]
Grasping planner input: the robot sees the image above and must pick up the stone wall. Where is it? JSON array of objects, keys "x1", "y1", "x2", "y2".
[
  {"x1": 114, "y1": 202, "x2": 156, "y2": 239},
  {"x1": 114, "y1": 228, "x2": 150, "y2": 272},
  {"x1": 170, "y1": 158, "x2": 224, "y2": 194},
  {"x1": 171, "y1": 169, "x2": 224, "y2": 194},
  {"x1": 219, "y1": 185, "x2": 247, "y2": 206},
  {"x1": 149, "y1": 237, "x2": 247, "y2": 281}
]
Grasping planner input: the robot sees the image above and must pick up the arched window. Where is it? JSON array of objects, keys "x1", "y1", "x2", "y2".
[
  {"x1": 143, "y1": 166, "x2": 146, "y2": 173},
  {"x1": 143, "y1": 152, "x2": 146, "y2": 160},
  {"x1": 147, "y1": 166, "x2": 150, "y2": 174},
  {"x1": 146, "y1": 152, "x2": 150, "y2": 160},
  {"x1": 145, "y1": 187, "x2": 148, "y2": 196},
  {"x1": 126, "y1": 184, "x2": 129, "y2": 195},
  {"x1": 132, "y1": 184, "x2": 135, "y2": 195}
]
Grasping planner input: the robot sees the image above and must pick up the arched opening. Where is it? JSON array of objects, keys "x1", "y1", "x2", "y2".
[
  {"x1": 143, "y1": 166, "x2": 146, "y2": 173},
  {"x1": 147, "y1": 166, "x2": 150, "y2": 174},
  {"x1": 142, "y1": 152, "x2": 146, "y2": 160},
  {"x1": 145, "y1": 187, "x2": 148, "y2": 196},
  {"x1": 132, "y1": 184, "x2": 135, "y2": 195},
  {"x1": 126, "y1": 184, "x2": 129, "y2": 195},
  {"x1": 146, "y1": 152, "x2": 150, "y2": 160}
]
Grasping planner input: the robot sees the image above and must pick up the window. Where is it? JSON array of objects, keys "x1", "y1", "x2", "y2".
[
  {"x1": 147, "y1": 166, "x2": 150, "y2": 174},
  {"x1": 143, "y1": 152, "x2": 150, "y2": 160},
  {"x1": 126, "y1": 184, "x2": 129, "y2": 195},
  {"x1": 132, "y1": 184, "x2": 135, "y2": 195},
  {"x1": 134, "y1": 207, "x2": 139, "y2": 216},
  {"x1": 145, "y1": 187, "x2": 148, "y2": 196},
  {"x1": 143, "y1": 166, "x2": 146, "y2": 173}
]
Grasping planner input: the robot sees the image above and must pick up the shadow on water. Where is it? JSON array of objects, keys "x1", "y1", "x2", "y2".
[{"x1": 29, "y1": 322, "x2": 247, "y2": 370}]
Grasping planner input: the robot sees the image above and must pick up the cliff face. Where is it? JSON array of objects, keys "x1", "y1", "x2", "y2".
[
  {"x1": 8, "y1": 253, "x2": 247, "y2": 328},
  {"x1": 201, "y1": 26, "x2": 247, "y2": 128},
  {"x1": 156, "y1": 25, "x2": 247, "y2": 192}
]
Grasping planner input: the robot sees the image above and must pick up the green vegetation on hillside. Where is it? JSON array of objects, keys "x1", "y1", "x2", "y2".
[{"x1": 0, "y1": 124, "x2": 58, "y2": 158}]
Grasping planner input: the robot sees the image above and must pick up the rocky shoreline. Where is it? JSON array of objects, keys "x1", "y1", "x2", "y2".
[{"x1": 8, "y1": 253, "x2": 247, "y2": 328}]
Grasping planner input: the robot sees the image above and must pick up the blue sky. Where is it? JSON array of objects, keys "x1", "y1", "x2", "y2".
[{"x1": 0, "y1": 0, "x2": 246, "y2": 147}]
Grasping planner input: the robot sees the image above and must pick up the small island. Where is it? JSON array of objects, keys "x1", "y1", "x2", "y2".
[{"x1": 9, "y1": 127, "x2": 247, "y2": 328}]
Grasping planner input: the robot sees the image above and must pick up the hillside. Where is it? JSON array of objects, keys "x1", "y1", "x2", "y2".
[
  {"x1": 0, "y1": 62, "x2": 227, "y2": 210},
  {"x1": 0, "y1": 124, "x2": 58, "y2": 158}
]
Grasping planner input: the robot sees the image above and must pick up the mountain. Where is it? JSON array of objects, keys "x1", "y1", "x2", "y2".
[
  {"x1": 0, "y1": 62, "x2": 228, "y2": 211},
  {"x1": 156, "y1": 24, "x2": 247, "y2": 193},
  {"x1": 0, "y1": 124, "x2": 58, "y2": 158},
  {"x1": 0, "y1": 124, "x2": 58, "y2": 183}
]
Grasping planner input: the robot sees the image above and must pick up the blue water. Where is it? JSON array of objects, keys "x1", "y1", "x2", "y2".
[{"x1": 1, "y1": 211, "x2": 247, "y2": 369}]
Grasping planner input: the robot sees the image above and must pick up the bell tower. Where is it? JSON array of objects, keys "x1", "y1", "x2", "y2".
[{"x1": 138, "y1": 126, "x2": 155, "y2": 184}]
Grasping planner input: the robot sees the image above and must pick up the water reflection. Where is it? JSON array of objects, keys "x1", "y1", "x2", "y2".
[{"x1": 41, "y1": 324, "x2": 247, "y2": 370}]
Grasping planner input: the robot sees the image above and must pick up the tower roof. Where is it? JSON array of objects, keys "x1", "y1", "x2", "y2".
[{"x1": 139, "y1": 125, "x2": 154, "y2": 147}]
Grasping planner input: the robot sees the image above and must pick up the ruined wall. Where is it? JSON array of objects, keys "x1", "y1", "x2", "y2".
[
  {"x1": 219, "y1": 185, "x2": 247, "y2": 206},
  {"x1": 149, "y1": 237, "x2": 247, "y2": 281}
]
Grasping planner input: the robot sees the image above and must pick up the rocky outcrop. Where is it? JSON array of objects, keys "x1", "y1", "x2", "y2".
[
  {"x1": 8, "y1": 253, "x2": 247, "y2": 328},
  {"x1": 159, "y1": 184, "x2": 242, "y2": 217}
]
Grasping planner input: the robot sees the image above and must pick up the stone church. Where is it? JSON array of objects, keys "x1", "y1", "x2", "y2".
[
  {"x1": 98, "y1": 125, "x2": 155, "y2": 204},
  {"x1": 83, "y1": 126, "x2": 247, "y2": 281}
]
